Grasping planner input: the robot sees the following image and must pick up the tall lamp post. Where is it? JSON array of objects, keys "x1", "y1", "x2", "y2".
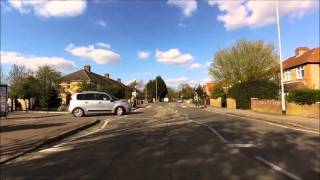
[
  {"x1": 155, "y1": 77, "x2": 158, "y2": 103},
  {"x1": 276, "y1": 0, "x2": 286, "y2": 115}
]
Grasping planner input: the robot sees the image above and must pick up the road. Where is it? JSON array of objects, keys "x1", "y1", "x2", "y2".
[{"x1": 1, "y1": 103, "x2": 319, "y2": 180}]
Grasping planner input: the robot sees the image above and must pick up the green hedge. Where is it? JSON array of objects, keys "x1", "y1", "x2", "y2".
[
  {"x1": 228, "y1": 80, "x2": 279, "y2": 109},
  {"x1": 287, "y1": 88, "x2": 320, "y2": 105}
]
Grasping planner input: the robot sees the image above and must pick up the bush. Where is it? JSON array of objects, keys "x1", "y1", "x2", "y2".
[
  {"x1": 287, "y1": 88, "x2": 320, "y2": 105},
  {"x1": 228, "y1": 80, "x2": 279, "y2": 109}
]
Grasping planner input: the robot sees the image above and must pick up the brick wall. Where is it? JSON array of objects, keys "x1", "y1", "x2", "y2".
[
  {"x1": 210, "y1": 98, "x2": 221, "y2": 107},
  {"x1": 227, "y1": 98, "x2": 236, "y2": 109},
  {"x1": 251, "y1": 98, "x2": 319, "y2": 118}
]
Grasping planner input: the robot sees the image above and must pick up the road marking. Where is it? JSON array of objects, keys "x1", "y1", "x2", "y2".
[
  {"x1": 205, "y1": 109, "x2": 319, "y2": 134},
  {"x1": 184, "y1": 114, "x2": 229, "y2": 144},
  {"x1": 255, "y1": 156, "x2": 302, "y2": 180},
  {"x1": 227, "y1": 144, "x2": 256, "y2": 148},
  {"x1": 39, "y1": 146, "x2": 73, "y2": 153},
  {"x1": 265, "y1": 122, "x2": 319, "y2": 134}
]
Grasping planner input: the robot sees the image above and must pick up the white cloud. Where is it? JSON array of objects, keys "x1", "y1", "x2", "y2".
[
  {"x1": 8, "y1": 0, "x2": 86, "y2": 18},
  {"x1": 96, "y1": 42, "x2": 111, "y2": 49},
  {"x1": 1, "y1": 1, "x2": 12, "y2": 11},
  {"x1": 167, "y1": 0, "x2": 197, "y2": 17},
  {"x1": 96, "y1": 20, "x2": 107, "y2": 27},
  {"x1": 137, "y1": 51, "x2": 150, "y2": 60},
  {"x1": 1, "y1": 51, "x2": 77, "y2": 72},
  {"x1": 65, "y1": 43, "x2": 120, "y2": 65},
  {"x1": 126, "y1": 79, "x2": 145, "y2": 90},
  {"x1": 166, "y1": 77, "x2": 198, "y2": 87},
  {"x1": 208, "y1": 0, "x2": 318, "y2": 31},
  {"x1": 188, "y1": 63, "x2": 203, "y2": 69},
  {"x1": 202, "y1": 77, "x2": 212, "y2": 84},
  {"x1": 156, "y1": 49, "x2": 193, "y2": 65}
]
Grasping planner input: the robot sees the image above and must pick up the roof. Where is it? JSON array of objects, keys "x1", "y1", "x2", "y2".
[
  {"x1": 60, "y1": 69, "x2": 129, "y2": 89},
  {"x1": 283, "y1": 48, "x2": 320, "y2": 70},
  {"x1": 203, "y1": 82, "x2": 218, "y2": 91}
]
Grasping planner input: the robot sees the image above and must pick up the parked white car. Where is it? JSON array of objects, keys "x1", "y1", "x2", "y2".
[{"x1": 68, "y1": 91, "x2": 131, "y2": 117}]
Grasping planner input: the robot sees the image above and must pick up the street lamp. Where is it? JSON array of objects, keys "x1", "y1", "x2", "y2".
[
  {"x1": 155, "y1": 77, "x2": 158, "y2": 103},
  {"x1": 276, "y1": 0, "x2": 286, "y2": 115}
]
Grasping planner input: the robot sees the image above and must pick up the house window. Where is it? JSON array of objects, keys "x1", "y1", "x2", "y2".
[
  {"x1": 296, "y1": 66, "x2": 305, "y2": 79},
  {"x1": 284, "y1": 70, "x2": 291, "y2": 81}
]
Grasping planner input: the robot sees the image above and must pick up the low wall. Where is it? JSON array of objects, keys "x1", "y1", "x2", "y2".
[
  {"x1": 251, "y1": 98, "x2": 320, "y2": 118},
  {"x1": 227, "y1": 98, "x2": 236, "y2": 109},
  {"x1": 210, "y1": 98, "x2": 221, "y2": 107}
]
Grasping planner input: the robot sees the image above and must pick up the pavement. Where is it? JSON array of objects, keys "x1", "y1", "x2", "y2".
[
  {"x1": 1, "y1": 103, "x2": 319, "y2": 180},
  {"x1": 183, "y1": 103, "x2": 319, "y2": 132},
  {"x1": 0, "y1": 112, "x2": 100, "y2": 164}
]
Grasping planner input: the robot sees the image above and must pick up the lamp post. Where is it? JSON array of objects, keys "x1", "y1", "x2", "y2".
[{"x1": 276, "y1": 0, "x2": 286, "y2": 115}]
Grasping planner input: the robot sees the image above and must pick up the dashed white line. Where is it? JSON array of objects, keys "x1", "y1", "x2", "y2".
[
  {"x1": 227, "y1": 144, "x2": 256, "y2": 148},
  {"x1": 255, "y1": 156, "x2": 302, "y2": 180}
]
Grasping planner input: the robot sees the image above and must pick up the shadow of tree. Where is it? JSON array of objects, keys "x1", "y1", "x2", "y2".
[{"x1": 0, "y1": 107, "x2": 319, "y2": 180}]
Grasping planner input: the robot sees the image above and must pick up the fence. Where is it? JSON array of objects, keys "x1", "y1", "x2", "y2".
[{"x1": 210, "y1": 98, "x2": 221, "y2": 107}]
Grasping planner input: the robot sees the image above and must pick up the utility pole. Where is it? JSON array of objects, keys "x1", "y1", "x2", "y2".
[
  {"x1": 155, "y1": 77, "x2": 158, "y2": 103},
  {"x1": 276, "y1": 0, "x2": 286, "y2": 115}
]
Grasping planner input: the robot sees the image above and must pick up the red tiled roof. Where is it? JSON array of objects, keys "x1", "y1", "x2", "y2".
[{"x1": 283, "y1": 48, "x2": 320, "y2": 70}]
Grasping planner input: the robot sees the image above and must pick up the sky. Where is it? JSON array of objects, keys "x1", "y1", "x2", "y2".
[{"x1": 1, "y1": 0, "x2": 319, "y2": 88}]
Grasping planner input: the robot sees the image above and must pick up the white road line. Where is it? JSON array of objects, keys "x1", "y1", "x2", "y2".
[
  {"x1": 207, "y1": 126, "x2": 228, "y2": 143},
  {"x1": 255, "y1": 156, "x2": 302, "y2": 180},
  {"x1": 205, "y1": 109, "x2": 319, "y2": 134},
  {"x1": 227, "y1": 144, "x2": 256, "y2": 148}
]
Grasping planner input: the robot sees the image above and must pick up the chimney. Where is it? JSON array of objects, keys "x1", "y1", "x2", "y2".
[
  {"x1": 117, "y1": 78, "x2": 121, "y2": 83},
  {"x1": 84, "y1": 65, "x2": 91, "y2": 72},
  {"x1": 295, "y1": 47, "x2": 310, "y2": 57},
  {"x1": 104, "y1": 73, "x2": 110, "y2": 79}
]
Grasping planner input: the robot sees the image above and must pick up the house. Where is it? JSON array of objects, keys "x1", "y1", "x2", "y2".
[
  {"x1": 59, "y1": 65, "x2": 132, "y2": 105},
  {"x1": 282, "y1": 47, "x2": 320, "y2": 91},
  {"x1": 203, "y1": 81, "x2": 218, "y2": 97}
]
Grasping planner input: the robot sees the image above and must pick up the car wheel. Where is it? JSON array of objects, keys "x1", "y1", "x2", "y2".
[
  {"x1": 72, "y1": 108, "x2": 84, "y2": 117},
  {"x1": 116, "y1": 107, "x2": 125, "y2": 116}
]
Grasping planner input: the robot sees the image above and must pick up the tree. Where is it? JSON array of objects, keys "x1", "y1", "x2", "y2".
[
  {"x1": 179, "y1": 84, "x2": 194, "y2": 99},
  {"x1": 208, "y1": 40, "x2": 279, "y2": 87},
  {"x1": 101, "y1": 84, "x2": 125, "y2": 99},
  {"x1": 144, "y1": 76, "x2": 168, "y2": 101},
  {"x1": 78, "y1": 77, "x2": 97, "y2": 92},
  {"x1": 167, "y1": 87, "x2": 178, "y2": 99},
  {"x1": 35, "y1": 66, "x2": 61, "y2": 109},
  {"x1": 194, "y1": 85, "x2": 204, "y2": 97}
]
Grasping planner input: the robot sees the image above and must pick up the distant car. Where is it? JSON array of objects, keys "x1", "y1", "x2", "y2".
[
  {"x1": 164, "y1": 97, "x2": 169, "y2": 102},
  {"x1": 68, "y1": 91, "x2": 131, "y2": 117},
  {"x1": 177, "y1": 99, "x2": 183, "y2": 103}
]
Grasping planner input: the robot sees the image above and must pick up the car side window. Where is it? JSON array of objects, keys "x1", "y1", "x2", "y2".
[
  {"x1": 84, "y1": 94, "x2": 95, "y2": 100},
  {"x1": 77, "y1": 94, "x2": 85, "y2": 100},
  {"x1": 95, "y1": 94, "x2": 110, "y2": 101}
]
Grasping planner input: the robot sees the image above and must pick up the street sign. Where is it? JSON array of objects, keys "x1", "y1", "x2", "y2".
[{"x1": 0, "y1": 84, "x2": 8, "y2": 117}]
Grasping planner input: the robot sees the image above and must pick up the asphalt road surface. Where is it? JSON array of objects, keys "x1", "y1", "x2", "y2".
[{"x1": 1, "y1": 103, "x2": 319, "y2": 180}]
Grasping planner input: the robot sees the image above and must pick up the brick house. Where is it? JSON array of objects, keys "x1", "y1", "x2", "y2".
[
  {"x1": 203, "y1": 81, "x2": 218, "y2": 97},
  {"x1": 59, "y1": 65, "x2": 133, "y2": 105},
  {"x1": 282, "y1": 47, "x2": 319, "y2": 91}
]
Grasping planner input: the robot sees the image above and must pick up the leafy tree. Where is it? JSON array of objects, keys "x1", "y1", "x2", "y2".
[
  {"x1": 167, "y1": 87, "x2": 179, "y2": 99},
  {"x1": 210, "y1": 83, "x2": 225, "y2": 99},
  {"x1": 178, "y1": 84, "x2": 194, "y2": 99},
  {"x1": 208, "y1": 40, "x2": 279, "y2": 87},
  {"x1": 101, "y1": 84, "x2": 125, "y2": 99},
  {"x1": 144, "y1": 76, "x2": 168, "y2": 101},
  {"x1": 35, "y1": 66, "x2": 61, "y2": 109},
  {"x1": 194, "y1": 85, "x2": 204, "y2": 97},
  {"x1": 78, "y1": 77, "x2": 97, "y2": 92}
]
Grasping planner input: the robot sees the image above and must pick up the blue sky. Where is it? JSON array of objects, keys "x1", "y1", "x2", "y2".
[{"x1": 1, "y1": 0, "x2": 319, "y2": 87}]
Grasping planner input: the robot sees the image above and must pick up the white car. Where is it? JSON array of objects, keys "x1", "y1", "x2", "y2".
[{"x1": 68, "y1": 91, "x2": 131, "y2": 117}]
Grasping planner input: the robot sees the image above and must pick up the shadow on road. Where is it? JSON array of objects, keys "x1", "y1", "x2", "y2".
[{"x1": 1, "y1": 108, "x2": 319, "y2": 180}]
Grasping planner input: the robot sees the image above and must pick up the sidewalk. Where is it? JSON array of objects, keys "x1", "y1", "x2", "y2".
[
  {"x1": 185, "y1": 103, "x2": 319, "y2": 132},
  {"x1": 0, "y1": 112, "x2": 100, "y2": 164}
]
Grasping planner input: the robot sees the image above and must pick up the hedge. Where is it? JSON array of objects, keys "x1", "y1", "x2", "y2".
[
  {"x1": 287, "y1": 88, "x2": 320, "y2": 105},
  {"x1": 228, "y1": 80, "x2": 279, "y2": 109}
]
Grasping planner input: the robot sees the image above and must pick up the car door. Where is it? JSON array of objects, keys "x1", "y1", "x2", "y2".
[
  {"x1": 83, "y1": 93, "x2": 100, "y2": 113},
  {"x1": 98, "y1": 94, "x2": 114, "y2": 112}
]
